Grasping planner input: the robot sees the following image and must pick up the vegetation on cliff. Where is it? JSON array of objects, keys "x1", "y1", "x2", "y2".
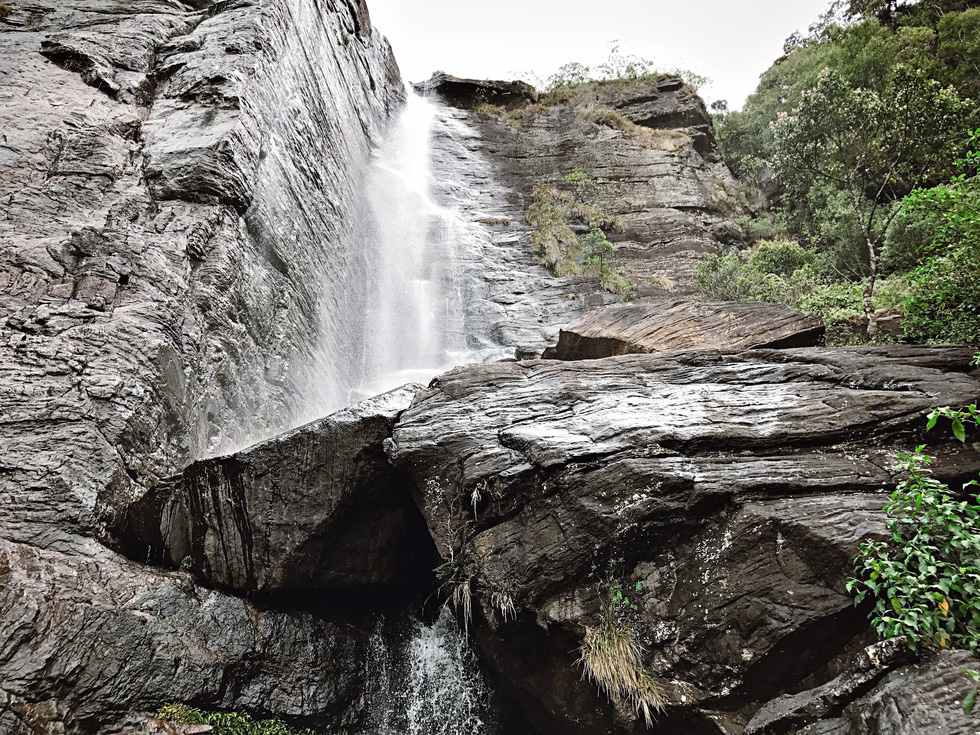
[{"x1": 707, "y1": 0, "x2": 980, "y2": 345}]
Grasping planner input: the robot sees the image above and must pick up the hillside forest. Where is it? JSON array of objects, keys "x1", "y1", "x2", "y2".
[{"x1": 709, "y1": 0, "x2": 980, "y2": 344}]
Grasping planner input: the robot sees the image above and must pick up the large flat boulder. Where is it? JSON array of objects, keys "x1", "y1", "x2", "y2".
[
  {"x1": 546, "y1": 300, "x2": 825, "y2": 359},
  {"x1": 113, "y1": 385, "x2": 432, "y2": 593},
  {"x1": 386, "y1": 346, "x2": 980, "y2": 734}
]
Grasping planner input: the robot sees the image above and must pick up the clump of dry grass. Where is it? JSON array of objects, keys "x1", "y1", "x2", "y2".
[
  {"x1": 578, "y1": 105, "x2": 635, "y2": 133},
  {"x1": 647, "y1": 275, "x2": 677, "y2": 291},
  {"x1": 577, "y1": 105, "x2": 692, "y2": 152},
  {"x1": 474, "y1": 102, "x2": 504, "y2": 117},
  {"x1": 579, "y1": 624, "x2": 666, "y2": 727}
]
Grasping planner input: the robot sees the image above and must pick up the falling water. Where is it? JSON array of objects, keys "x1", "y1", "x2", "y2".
[
  {"x1": 300, "y1": 93, "x2": 517, "y2": 419},
  {"x1": 361, "y1": 609, "x2": 504, "y2": 735}
]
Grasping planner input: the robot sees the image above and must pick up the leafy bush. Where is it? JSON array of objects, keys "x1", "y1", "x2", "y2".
[
  {"x1": 847, "y1": 446, "x2": 980, "y2": 652},
  {"x1": 750, "y1": 239, "x2": 818, "y2": 277},
  {"x1": 694, "y1": 240, "x2": 910, "y2": 341},
  {"x1": 156, "y1": 705, "x2": 315, "y2": 735},
  {"x1": 901, "y1": 146, "x2": 980, "y2": 344},
  {"x1": 694, "y1": 240, "x2": 823, "y2": 304}
]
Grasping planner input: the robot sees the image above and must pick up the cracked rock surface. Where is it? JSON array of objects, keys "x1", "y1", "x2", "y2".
[
  {"x1": 0, "y1": 0, "x2": 402, "y2": 731},
  {"x1": 388, "y1": 346, "x2": 980, "y2": 734}
]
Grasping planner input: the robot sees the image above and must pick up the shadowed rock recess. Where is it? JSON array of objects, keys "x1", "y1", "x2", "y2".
[{"x1": 4, "y1": 3, "x2": 980, "y2": 735}]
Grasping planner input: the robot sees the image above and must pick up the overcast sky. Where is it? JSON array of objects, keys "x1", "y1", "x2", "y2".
[{"x1": 366, "y1": 0, "x2": 834, "y2": 109}]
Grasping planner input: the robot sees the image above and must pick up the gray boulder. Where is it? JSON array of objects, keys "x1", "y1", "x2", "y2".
[
  {"x1": 545, "y1": 300, "x2": 825, "y2": 359},
  {"x1": 387, "y1": 346, "x2": 980, "y2": 734},
  {"x1": 114, "y1": 386, "x2": 432, "y2": 593}
]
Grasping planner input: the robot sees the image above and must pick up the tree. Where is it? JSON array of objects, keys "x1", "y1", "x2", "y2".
[
  {"x1": 772, "y1": 65, "x2": 972, "y2": 338},
  {"x1": 582, "y1": 224, "x2": 615, "y2": 275},
  {"x1": 902, "y1": 131, "x2": 980, "y2": 343}
]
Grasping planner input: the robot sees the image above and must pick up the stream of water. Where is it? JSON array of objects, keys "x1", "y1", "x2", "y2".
[{"x1": 302, "y1": 94, "x2": 511, "y2": 418}]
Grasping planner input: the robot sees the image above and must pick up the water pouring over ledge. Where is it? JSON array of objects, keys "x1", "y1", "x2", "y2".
[{"x1": 300, "y1": 93, "x2": 513, "y2": 420}]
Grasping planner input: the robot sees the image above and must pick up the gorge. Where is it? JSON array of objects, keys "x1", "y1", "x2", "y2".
[{"x1": 1, "y1": 2, "x2": 979, "y2": 735}]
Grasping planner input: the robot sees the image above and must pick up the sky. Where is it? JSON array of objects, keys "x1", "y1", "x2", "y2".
[{"x1": 366, "y1": 0, "x2": 835, "y2": 110}]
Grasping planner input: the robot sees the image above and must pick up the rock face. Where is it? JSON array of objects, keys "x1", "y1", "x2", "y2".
[
  {"x1": 387, "y1": 346, "x2": 980, "y2": 734},
  {"x1": 0, "y1": 538, "x2": 367, "y2": 735},
  {"x1": 460, "y1": 74, "x2": 745, "y2": 303},
  {"x1": 0, "y1": 0, "x2": 404, "y2": 731},
  {"x1": 546, "y1": 300, "x2": 825, "y2": 359},
  {"x1": 414, "y1": 73, "x2": 538, "y2": 109},
  {"x1": 113, "y1": 386, "x2": 433, "y2": 594}
]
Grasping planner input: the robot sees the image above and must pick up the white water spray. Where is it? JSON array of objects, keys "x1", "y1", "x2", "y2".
[
  {"x1": 301, "y1": 94, "x2": 510, "y2": 419},
  {"x1": 363, "y1": 609, "x2": 494, "y2": 735}
]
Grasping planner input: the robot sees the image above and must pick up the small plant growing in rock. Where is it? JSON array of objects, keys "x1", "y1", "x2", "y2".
[
  {"x1": 582, "y1": 224, "x2": 615, "y2": 274},
  {"x1": 847, "y1": 445, "x2": 980, "y2": 651},
  {"x1": 578, "y1": 560, "x2": 664, "y2": 727},
  {"x1": 156, "y1": 704, "x2": 315, "y2": 735},
  {"x1": 474, "y1": 102, "x2": 503, "y2": 117}
]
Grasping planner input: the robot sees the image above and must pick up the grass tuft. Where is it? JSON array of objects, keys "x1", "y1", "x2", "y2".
[{"x1": 579, "y1": 625, "x2": 665, "y2": 727}]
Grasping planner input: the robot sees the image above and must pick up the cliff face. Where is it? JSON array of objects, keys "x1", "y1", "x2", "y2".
[
  {"x1": 419, "y1": 73, "x2": 745, "y2": 301},
  {"x1": 0, "y1": 1, "x2": 402, "y2": 731},
  {"x1": 4, "y1": 7, "x2": 980, "y2": 735}
]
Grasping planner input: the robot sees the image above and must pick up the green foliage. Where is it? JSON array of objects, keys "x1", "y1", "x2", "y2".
[
  {"x1": 902, "y1": 134, "x2": 980, "y2": 343},
  {"x1": 715, "y1": 5, "x2": 980, "y2": 334},
  {"x1": 928, "y1": 403, "x2": 979, "y2": 443},
  {"x1": 582, "y1": 224, "x2": 615, "y2": 273},
  {"x1": 525, "y1": 178, "x2": 633, "y2": 297},
  {"x1": 965, "y1": 668, "x2": 980, "y2": 714},
  {"x1": 156, "y1": 705, "x2": 316, "y2": 735},
  {"x1": 180, "y1": 555, "x2": 193, "y2": 571},
  {"x1": 847, "y1": 446, "x2": 980, "y2": 652},
  {"x1": 693, "y1": 240, "x2": 822, "y2": 305},
  {"x1": 694, "y1": 240, "x2": 909, "y2": 341}
]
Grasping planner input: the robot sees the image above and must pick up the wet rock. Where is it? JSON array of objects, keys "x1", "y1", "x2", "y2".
[
  {"x1": 744, "y1": 639, "x2": 914, "y2": 734},
  {"x1": 546, "y1": 300, "x2": 825, "y2": 359},
  {"x1": 114, "y1": 386, "x2": 434, "y2": 593},
  {"x1": 387, "y1": 346, "x2": 980, "y2": 734},
  {"x1": 0, "y1": 537, "x2": 366, "y2": 734},
  {"x1": 0, "y1": 0, "x2": 403, "y2": 730},
  {"x1": 792, "y1": 650, "x2": 979, "y2": 735},
  {"x1": 456, "y1": 77, "x2": 745, "y2": 302},
  {"x1": 414, "y1": 73, "x2": 538, "y2": 109}
]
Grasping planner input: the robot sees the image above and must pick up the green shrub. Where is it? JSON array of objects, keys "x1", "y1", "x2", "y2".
[
  {"x1": 157, "y1": 705, "x2": 316, "y2": 735},
  {"x1": 750, "y1": 239, "x2": 818, "y2": 277},
  {"x1": 904, "y1": 247, "x2": 980, "y2": 344},
  {"x1": 847, "y1": 445, "x2": 980, "y2": 652}
]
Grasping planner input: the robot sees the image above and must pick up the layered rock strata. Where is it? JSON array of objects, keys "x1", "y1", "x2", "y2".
[
  {"x1": 450, "y1": 74, "x2": 745, "y2": 301},
  {"x1": 0, "y1": 0, "x2": 403, "y2": 730},
  {"x1": 545, "y1": 300, "x2": 825, "y2": 360},
  {"x1": 387, "y1": 346, "x2": 980, "y2": 735}
]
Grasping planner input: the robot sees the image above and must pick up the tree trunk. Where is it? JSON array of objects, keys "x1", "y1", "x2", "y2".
[{"x1": 863, "y1": 236, "x2": 879, "y2": 342}]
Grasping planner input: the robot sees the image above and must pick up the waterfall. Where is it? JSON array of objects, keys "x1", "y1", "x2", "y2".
[
  {"x1": 299, "y1": 93, "x2": 512, "y2": 420},
  {"x1": 361, "y1": 608, "x2": 504, "y2": 735}
]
